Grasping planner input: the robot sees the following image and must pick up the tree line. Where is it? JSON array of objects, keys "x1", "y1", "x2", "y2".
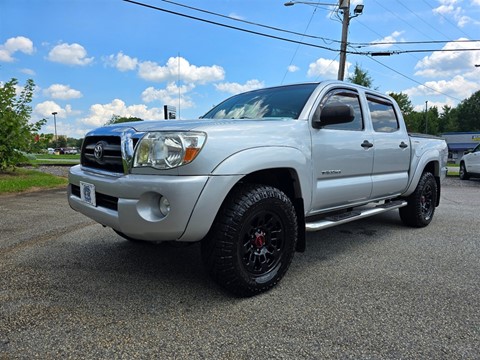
[{"x1": 348, "y1": 63, "x2": 480, "y2": 135}]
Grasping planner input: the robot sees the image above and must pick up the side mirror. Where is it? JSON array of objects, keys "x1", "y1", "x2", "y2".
[{"x1": 313, "y1": 102, "x2": 355, "y2": 129}]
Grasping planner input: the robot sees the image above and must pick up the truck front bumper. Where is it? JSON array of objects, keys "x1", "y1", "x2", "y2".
[{"x1": 68, "y1": 165, "x2": 209, "y2": 242}]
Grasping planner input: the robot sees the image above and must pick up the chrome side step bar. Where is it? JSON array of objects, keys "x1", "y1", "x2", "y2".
[{"x1": 305, "y1": 200, "x2": 407, "y2": 232}]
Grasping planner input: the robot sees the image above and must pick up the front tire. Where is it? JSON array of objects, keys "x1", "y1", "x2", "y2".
[
  {"x1": 201, "y1": 184, "x2": 297, "y2": 297},
  {"x1": 399, "y1": 172, "x2": 438, "y2": 228},
  {"x1": 459, "y1": 162, "x2": 470, "y2": 180}
]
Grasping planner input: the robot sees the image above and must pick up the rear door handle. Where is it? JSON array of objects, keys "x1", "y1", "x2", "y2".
[
  {"x1": 399, "y1": 141, "x2": 409, "y2": 149},
  {"x1": 361, "y1": 140, "x2": 373, "y2": 149}
]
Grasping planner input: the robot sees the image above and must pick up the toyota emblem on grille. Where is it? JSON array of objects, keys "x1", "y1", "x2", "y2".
[{"x1": 94, "y1": 142, "x2": 105, "y2": 163}]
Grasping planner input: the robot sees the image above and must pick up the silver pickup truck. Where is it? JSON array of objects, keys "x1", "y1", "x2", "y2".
[{"x1": 68, "y1": 81, "x2": 448, "y2": 296}]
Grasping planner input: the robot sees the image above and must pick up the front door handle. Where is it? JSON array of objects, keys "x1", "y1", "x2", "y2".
[
  {"x1": 361, "y1": 140, "x2": 373, "y2": 149},
  {"x1": 399, "y1": 141, "x2": 409, "y2": 149}
]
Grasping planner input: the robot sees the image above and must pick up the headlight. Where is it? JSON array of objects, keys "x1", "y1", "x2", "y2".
[{"x1": 133, "y1": 131, "x2": 206, "y2": 169}]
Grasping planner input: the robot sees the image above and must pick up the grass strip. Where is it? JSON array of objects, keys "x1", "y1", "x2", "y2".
[{"x1": 0, "y1": 168, "x2": 68, "y2": 194}]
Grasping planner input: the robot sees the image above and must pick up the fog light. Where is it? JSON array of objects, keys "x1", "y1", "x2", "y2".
[{"x1": 159, "y1": 196, "x2": 170, "y2": 216}]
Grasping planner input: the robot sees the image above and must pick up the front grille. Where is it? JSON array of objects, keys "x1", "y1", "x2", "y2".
[
  {"x1": 71, "y1": 184, "x2": 119, "y2": 211},
  {"x1": 81, "y1": 136, "x2": 124, "y2": 173}
]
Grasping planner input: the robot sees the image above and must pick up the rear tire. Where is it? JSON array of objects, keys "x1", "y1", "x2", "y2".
[
  {"x1": 459, "y1": 162, "x2": 470, "y2": 180},
  {"x1": 201, "y1": 184, "x2": 297, "y2": 297},
  {"x1": 399, "y1": 172, "x2": 437, "y2": 228}
]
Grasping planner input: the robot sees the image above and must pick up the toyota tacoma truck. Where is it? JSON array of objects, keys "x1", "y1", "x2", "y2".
[{"x1": 68, "y1": 81, "x2": 448, "y2": 296}]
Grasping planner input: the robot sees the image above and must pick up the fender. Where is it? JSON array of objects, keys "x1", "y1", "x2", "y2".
[
  {"x1": 212, "y1": 146, "x2": 312, "y2": 209},
  {"x1": 179, "y1": 146, "x2": 312, "y2": 241},
  {"x1": 403, "y1": 148, "x2": 441, "y2": 197}
]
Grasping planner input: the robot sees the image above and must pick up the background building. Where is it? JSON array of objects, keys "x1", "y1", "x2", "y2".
[{"x1": 442, "y1": 132, "x2": 480, "y2": 163}]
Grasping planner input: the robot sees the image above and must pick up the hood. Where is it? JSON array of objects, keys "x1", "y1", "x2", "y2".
[{"x1": 85, "y1": 118, "x2": 284, "y2": 136}]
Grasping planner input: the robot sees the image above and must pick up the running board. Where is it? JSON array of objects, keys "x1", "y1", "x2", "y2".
[{"x1": 305, "y1": 200, "x2": 408, "y2": 232}]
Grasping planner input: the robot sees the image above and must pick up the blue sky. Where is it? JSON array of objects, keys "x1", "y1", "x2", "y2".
[{"x1": 1, "y1": 0, "x2": 480, "y2": 138}]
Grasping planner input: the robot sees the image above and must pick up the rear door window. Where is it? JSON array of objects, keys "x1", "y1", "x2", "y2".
[{"x1": 367, "y1": 96, "x2": 399, "y2": 133}]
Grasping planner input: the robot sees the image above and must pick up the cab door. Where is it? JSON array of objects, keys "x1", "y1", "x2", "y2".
[
  {"x1": 366, "y1": 95, "x2": 410, "y2": 198},
  {"x1": 310, "y1": 88, "x2": 374, "y2": 213}
]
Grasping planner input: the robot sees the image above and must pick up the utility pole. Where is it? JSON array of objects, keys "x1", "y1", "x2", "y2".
[
  {"x1": 52, "y1": 112, "x2": 58, "y2": 148},
  {"x1": 338, "y1": 0, "x2": 350, "y2": 81},
  {"x1": 424, "y1": 101, "x2": 428, "y2": 134},
  {"x1": 284, "y1": 0, "x2": 363, "y2": 81}
]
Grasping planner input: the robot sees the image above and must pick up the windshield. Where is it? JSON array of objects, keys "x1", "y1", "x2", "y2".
[{"x1": 202, "y1": 83, "x2": 318, "y2": 120}]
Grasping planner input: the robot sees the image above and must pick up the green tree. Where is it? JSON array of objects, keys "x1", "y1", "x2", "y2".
[
  {"x1": 388, "y1": 92, "x2": 414, "y2": 116},
  {"x1": 404, "y1": 111, "x2": 423, "y2": 134},
  {"x1": 425, "y1": 106, "x2": 440, "y2": 135},
  {"x1": 438, "y1": 105, "x2": 458, "y2": 133},
  {"x1": 105, "y1": 114, "x2": 143, "y2": 125},
  {"x1": 67, "y1": 137, "x2": 83, "y2": 148},
  {"x1": 0, "y1": 78, "x2": 46, "y2": 170},
  {"x1": 455, "y1": 90, "x2": 480, "y2": 131},
  {"x1": 347, "y1": 63, "x2": 375, "y2": 88},
  {"x1": 56, "y1": 136, "x2": 67, "y2": 148}
]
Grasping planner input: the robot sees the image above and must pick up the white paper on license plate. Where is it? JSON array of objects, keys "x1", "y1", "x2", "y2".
[{"x1": 80, "y1": 181, "x2": 96, "y2": 207}]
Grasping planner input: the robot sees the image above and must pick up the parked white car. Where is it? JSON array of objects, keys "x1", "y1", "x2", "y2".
[{"x1": 459, "y1": 143, "x2": 480, "y2": 180}]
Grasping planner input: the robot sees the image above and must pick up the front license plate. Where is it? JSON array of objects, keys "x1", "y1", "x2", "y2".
[{"x1": 80, "y1": 181, "x2": 96, "y2": 207}]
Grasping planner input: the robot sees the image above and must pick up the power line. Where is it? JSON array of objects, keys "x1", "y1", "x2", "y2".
[
  {"x1": 123, "y1": 0, "x2": 479, "y2": 99},
  {"x1": 123, "y1": 0, "x2": 479, "y2": 57},
  {"x1": 397, "y1": 0, "x2": 454, "y2": 41},
  {"x1": 370, "y1": 0, "x2": 437, "y2": 42},
  {"x1": 371, "y1": 48, "x2": 480, "y2": 56},
  {"x1": 366, "y1": 56, "x2": 463, "y2": 102},
  {"x1": 354, "y1": 38, "x2": 480, "y2": 47},
  {"x1": 281, "y1": 6, "x2": 319, "y2": 84},
  {"x1": 352, "y1": 19, "x2": 423, "y2": 62},
  {"x1": 152, "y1": 0, "x2": 480, "y2": 48},
  {"x1": 122, "y1": 0, "x2": 343, "y2": 53},
  {"x1": 421, "y1": 0, "x2": 473, "y2": 39},
  {"x1": 158, "y1": 0, "x2": 341, "y2": 45}
]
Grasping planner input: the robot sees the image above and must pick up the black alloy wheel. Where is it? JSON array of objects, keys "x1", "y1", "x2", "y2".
[{"x1": 202, "y1": 184, "x2": 297, "y2": 297}]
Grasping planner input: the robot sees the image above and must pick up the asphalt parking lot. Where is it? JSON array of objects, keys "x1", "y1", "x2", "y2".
[{"x1": 1, "y1": 177, "x2": 479, "y2": 359}]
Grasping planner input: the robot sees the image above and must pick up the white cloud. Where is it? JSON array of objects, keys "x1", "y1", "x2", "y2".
[
  {"x1": 34, "y1": 101, "x2": 79, "y2": 119},
  {"x1": 412, "y1": 99, "x2": 456, "y2": 113},
  {"x1": 21, "y1": 68, "x2": 36, "y2": 76},
  {"x1": 288, "y1": 65, "x2": 300, "y2": 73},
  {"x1": 432, "y1": 0, "x2": 478, "y2": 27},
  {"x1": 0, "y1": 36, "x2": 34, "y2": 62},
  {"x1": 105, "y1": 52, "x2": 138, "y2": 71},
  {"x1": 47, "y1": 43, "x2": 93, "y2": 66},
  {"x1": 229, "y1": 13, "x2": 244, "y2": 20},
  {"x1": 44, "y1": 84, "x2": 83, "y2": 100},
  {"x1": 414, "y1": 38, "x2": 480, "y2": 78},
  {"x1": 142, "y1": 82, "x2": 195, "y2": 109},
  {"x1": 404, "y1": 75, "x2": 478, "y2": 100},
  {"x1": 80, "y1": 99, "x2": 165, "y2": 127},
  {"x1": 307, "y1": 58, "x2": 347, "y2": 79},
  {"x1": 138, "y1": 56, "x2": 225, "y2": 84},
  {"x1": 370, "y1": 31, "x2": 404, "y2": 49},
  {"x1": 433, "y1": 4, "x2": 456, "y2": 15},
  {"x1": 34, "y1": 103, "x2": 84, "y2": 137},
  {"x1": 215, "y1": 79, "x2": 264, "y2": 95}
]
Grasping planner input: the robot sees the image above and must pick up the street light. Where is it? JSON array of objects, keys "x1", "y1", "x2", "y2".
[
  {"x1": 284, "y1": 0, "x2": 364, "y2": 81},
  {"x1": 52, "y1": 112, "x2": 58, "y2": 148}
]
